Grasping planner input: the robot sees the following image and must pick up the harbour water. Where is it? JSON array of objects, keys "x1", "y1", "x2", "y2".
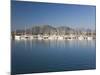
[{"x1": 11, "y1": 39, "x2": 96, "y2": 74}]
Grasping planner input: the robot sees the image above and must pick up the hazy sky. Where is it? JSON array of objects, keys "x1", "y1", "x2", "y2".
[{"x1": 11, "y1": 1, "x2": 96, "y2": 30}]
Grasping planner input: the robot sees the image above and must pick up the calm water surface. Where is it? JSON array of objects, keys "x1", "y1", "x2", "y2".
[{"x1": 11, "y1": 39, "x2": 96, "y2": 75}]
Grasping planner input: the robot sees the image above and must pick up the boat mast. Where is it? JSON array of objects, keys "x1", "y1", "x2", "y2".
[
  {"x1": 25, "y1": 25, "x2": 26, "y2": 35},
  {"x1": 15, "y1": 29, "x2": 16, "y2": 35}
]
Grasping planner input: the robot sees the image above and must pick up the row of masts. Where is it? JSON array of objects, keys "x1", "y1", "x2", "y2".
[{"x1": 12, "y1": 26, "x2": 96, "y2": 40}]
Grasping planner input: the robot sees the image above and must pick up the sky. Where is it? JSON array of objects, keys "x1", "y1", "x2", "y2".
[{"x1": 11, "y1": 1, "x2": 96, "y2": 30}]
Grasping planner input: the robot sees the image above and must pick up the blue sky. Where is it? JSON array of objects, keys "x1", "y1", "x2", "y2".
[{"x1": 11, "y1": 1, "x2": 96, "y2": 30}]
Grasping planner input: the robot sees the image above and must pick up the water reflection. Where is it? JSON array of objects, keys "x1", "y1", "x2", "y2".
[
  {"x1": 12, "y1": 39, "x2": 96, "y2": 74},
  {"x1": 14, "y1": 39, "x2": 95, "y2": 49}
]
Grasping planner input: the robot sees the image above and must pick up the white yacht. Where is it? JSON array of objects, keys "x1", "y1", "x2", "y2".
[
  {"x1": 78, "y1": 36, "x2": 84, "y2": 40},
  {"x1": 48, "y1": 36, "x2": 53, "y2": 40},
  {"x1": 87, "y1": 37, "x2": 93, "y2": 40},
  {"x1": 15, "y1": 35, "x2": 21, "y2": 40},
  {"x1": 29, "y1": 35, "x2": 34, "y2": 40},
  {"x1": 43, "y1": 35, "x2": 49, "y2": 39},
  {"x1": 48, "y1": 35, "x2": 58, "y2": 40},
  {"x1": 57, "y1": 36, "x2": 64, "y2": 40},
  {"x1": 38, "y1": 35, "x2": 43, "y2": 40},
  {"x1": 20, "y1": 35, "x2": 27, "y2": 40}
]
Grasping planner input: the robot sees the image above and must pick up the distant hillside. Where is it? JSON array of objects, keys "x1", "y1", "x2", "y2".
[{"x1": 12, "y1": 25, "x2": 95, "y2": 35}]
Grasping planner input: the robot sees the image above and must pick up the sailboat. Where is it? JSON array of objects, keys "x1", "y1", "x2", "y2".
[
  {"x1": 87, "y1": 29, "x2": 93, "y2": 40},
  {"x1": 14, "y1": 29, "x2": 21, "y2": 40},
  {"x1": 20, "y1": 26, "x2": 28, "y2": 40},
  {"x1": 29, "y1": 28, "x2": 34, "y2": 40}
]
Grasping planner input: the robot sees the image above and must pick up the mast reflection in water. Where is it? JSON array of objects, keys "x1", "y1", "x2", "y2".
[{"x1": 11, "y1": 39, "x2": 96, "y2": 75}]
